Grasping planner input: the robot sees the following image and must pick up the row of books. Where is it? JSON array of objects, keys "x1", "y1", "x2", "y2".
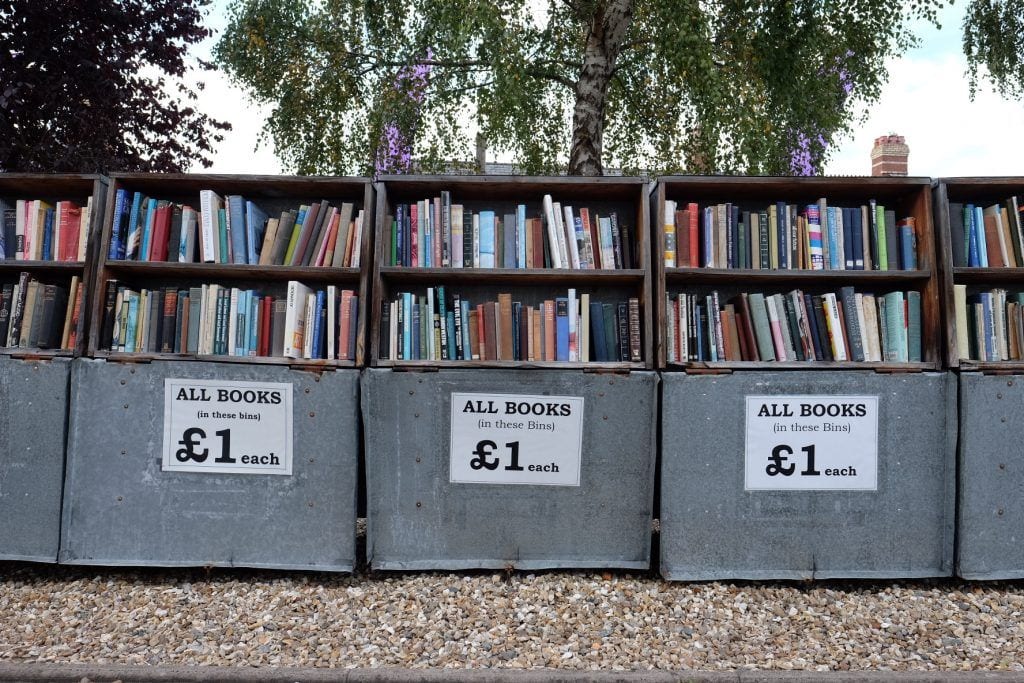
[
  {"x1": 663, "y1": 199, "x2": 918, "y2": 271},
  {"x1": 0, "y1": 198, "x2": 93, "y2": 262},
  {"x1": 0, "y1": 273, "x2": 83, "y2": 350},
  {"x1": 386, "y1": 193, "x2": 634, "y2": 270},
  {"x1": 101, "y1": 280, "x2": 359, "y2": 361},
  {"x1": 953, "y1": 286, "x2": 1024, "y2": 361},
  {"x1": 948, "y1": 199, "x2": 1024, "y2": 268},
  {"x1": 380, "y1": 288, "x2": 642, "y2": 362},
  {"x1": 108, "y1": 190, "x2": 365, "y2": 268},
  {"x1": 665, "y1": 287, "x2": 923, "y2": 363}
]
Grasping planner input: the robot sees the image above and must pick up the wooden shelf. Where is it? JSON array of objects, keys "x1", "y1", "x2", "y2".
[
  {"x1": 88, "y1": 174, "x2": 374, "y2": 366},
  {"x1": 104, "y1": 260, "x2": 361, "y2": 283},
  {"x1": 371, "y1": 175, "x2": 654, "y2": 369},
  {"x1": 668, "y1": 360, "x2": 938, "y2": 372},
  {"x1": 653, "y1": 176, "x2": 941, "y2": 369},
  {"x1": 0, "y1": 348, "x2": 75, "y2": 360},
  {"x1": 94, "y1": 349, "x2": 356, "y2": 369},
  {"x1": 665, "y1": 267, "x2": 932, "y2": 285},
  {"x1": 379, "y1": 266, "x2": 644, "y2": 285},
  {"x1": 0, "y1": 260, "x2": 86, "y2": 273},
  {"x1": 956, "y1": 360, "x2": 1024, "y2": 373},
  {"x1": 375, "y1": 359, "x2": 642, "y2": 371},
  {"x1": 951, "y1": 267, "x2": 1024, "y2": 284}
]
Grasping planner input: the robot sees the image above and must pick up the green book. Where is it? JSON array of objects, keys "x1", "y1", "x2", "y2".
[
  {"x1": 747, "y1": 292, "x2": 775, "y2": 361},
  {"x1": 283, "y1": 204, "x2": 309, "y2": 265},
  {"x1": 883, "y1": 291, "x2": 905, "y2": 361},
  {"x1": 907, "y1": 290, "x2": 922, "y2": 362},
  {"x1": 875, "y1": 204, "x2": 887, "y2": 272},
  {"x1": 217, "y1": 208, "x2": 229, "y2": 265}
]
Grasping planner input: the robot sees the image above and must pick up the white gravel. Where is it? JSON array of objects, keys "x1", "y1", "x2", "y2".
[{"x1": 1, "y1": 562, "x2": 1023, "y2": 672}]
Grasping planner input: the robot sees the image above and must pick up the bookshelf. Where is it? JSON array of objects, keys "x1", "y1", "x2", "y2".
[
  {"x1": 934, "y1": 177, "x2": 1024, "y2": 371},
  {"x1": 87, "y1": 173, "x2": 373, "y2": 368},
  {"x1": 0, "y1": 173, "x2": 109, "y2": 359},
  {"x1": 370, "y1": 175, "x2": 653, "y2": 370},
  {"x1": 651, "y1": 176, "x2": 940, "y2": 371}
]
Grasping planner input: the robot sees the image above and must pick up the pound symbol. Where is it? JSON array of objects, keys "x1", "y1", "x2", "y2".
[
  {"x1": 766, "y1": 444, "x2": 796, "y2": 477},
  {"x1": 176, "y1": 427, "x2": 208, "y2": 463},
  {"x1": 470, "y1": 440, "x2": 500, "y2": 470}
]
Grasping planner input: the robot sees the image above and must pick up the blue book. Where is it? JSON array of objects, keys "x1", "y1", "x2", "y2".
[
  {"x1": 703, "y1": 207, "x2": 713, "y2": 267},
  {"x1": 227, "y1": 195, "x2": 247, "y2": 264},
  {"x1": 590, "y1": 301, "x2": 606, "y2": 362},
  {"x1": 974, "y1": 205, "x2": 988, "y2": 267},
  {"x1": 424, "y1": 202, "x2": 432, "y2": 268},
  {"x1": 517, "y1": 204, "x2": 527, "y2": 268},
  {"x1": 41, "y1": 209, "x2": 54, "y2": 260},
  {"x1": 245, "y1": 201, "x2": 268, "y2": 265},
  {"x1": 981, "y1": 292, "x2": 995, "y2": 361},
  {"x1": 826, "y1": 207, "x2": 840, "y2": 269},
  {"x1": 140, "y1": 198, "x2": 157, "y2": 261},
  {"x1": 234, "y1": 290, "x2": 247, "y2": 356},
  {"x1": 446, "y1": 311, "x2": 456, "y2": 360},
  {"x1": 478, "y1": 211, "x2": 495, "y2": 268},
  {"x1": 125, "y1": 292, "x2": 139, "y2": 353},
  {"x1": 402, "y1": 292, "x2": 412, "y2": 360},
  {"x1": 504, "y1": 212, "x2": 517, "y2": 268},
  {"x1": 248, "y1": 292, "x2": 259, "y2": 356},
  {"x1": 312, "y1": 289, "x2": 325, "y2": 358},
  {"x1": 899, "y1": 224, "x2": 917, "y2": 269},
  {"x1": 411, "y1": 298, "x2": 421, "y2": 360},
  {"x1": 108, "y1": 189, "x2": 128, "y2": 259},
  {"x1": 125, "y1": 192, "x2": 144, "y2": 260},
  {"x1": 966, "y1": 204, "x2": 980, "y2": 267},
  {"x1": 461, "y1": 299, "x2": 472, "y2": 360},
  {"x1": 555, "y1": 297, "x2": 569, "y2": 361},
  {"x1": 694, "y1": 302, "x2": 704, "y2": 361},
  {"x1": 850, "y1": 207, "x2": 864, "y2": 270}
]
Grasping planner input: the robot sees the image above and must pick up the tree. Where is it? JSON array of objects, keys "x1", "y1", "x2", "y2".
[
  {"x1": 964, "y1": 0, "x2": 1024, "y2": 100},
  {"x1": 0, "y1": 0, "x2": 231, "y2": 173},
  {"x1": 216, "y1": 0, "x2": 943, "y2": 177}
]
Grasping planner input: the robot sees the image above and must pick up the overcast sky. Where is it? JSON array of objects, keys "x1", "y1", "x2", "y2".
[{"x1": 191, "y1": 2, "x2": 1024, "y2": 178}]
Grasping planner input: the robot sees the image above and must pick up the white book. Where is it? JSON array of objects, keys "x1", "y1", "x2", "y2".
[
  {"x1": 228, "y1": 288, "x2": 239, "y2": 356},
  {"x1": 542, "y1": 195, "x2": 564, "y2": 269},
  {"x1": 327, "y1": 286, "x2": 337, "y2": 360},
  {"x1": 78, "y1": 197, "x2": 92, "y2": 261},
  {"x1": 862, "y1": 294, "x2": 881, "y2": 362},
  {"x1": 855, "y1": 293, "x2": 870, "y2": 360},
  {"x1": 562, "y1": 205, "x2": 581, "y2": 269},
  {"x1": 350, "y1": 210, "x2": 364, "y2": 268},
  {"x1": 283, "y1": 281, "x2": 311, "y2": 359},
  {"x1": 678, "y1": 294, "x2": 688, "y2": 362},
  {"x1": 836, "y1": 207, "x2": 846, "y2": 270},
  {"x1": 14, "y1": 199, "x2": 25, "y2": 260},
  {"x1": 28, "y1": 200, "x2": 40, "y2": 260},
  {"x1": 303, "y1": 293, "x2": 316, "y2": 359},
  {"x1": 426, "y1": 287, "x2": 436, "y2": 360},
  {"x1": 822, "y1": 292, "x2": 847, "y2": 361},
  {"x1": 451, "y1": 204, "x2": 463, "y2": 268},
  {"x1": 599, "y1": 216, "x2": 615, "y2": 270},
  {"x1": 666, "y1": 294, "x2": 675, "y2": 363},
  {"x1": 53, "y1": 202, "x2": 63, "y2": 260},
  {"x1": 198, "y1": 190, "x2": 221, "y2": 263}
]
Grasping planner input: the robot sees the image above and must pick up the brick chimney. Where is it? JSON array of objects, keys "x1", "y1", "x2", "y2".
[{"x1": 871, "y1": 134, "x2": 909, "y2": 176}]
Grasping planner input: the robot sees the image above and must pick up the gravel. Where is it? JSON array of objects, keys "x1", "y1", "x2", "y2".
[{"x1": 1, "y1": 561, "x2": 1023, "y2": 673}]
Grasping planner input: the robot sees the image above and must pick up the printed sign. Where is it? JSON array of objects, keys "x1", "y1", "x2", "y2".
[
  {"x1": 162, "y1": 378, "x2": 293, "y2": 475},
  {"x1": 450, "y1": 392, "x2": 584, "y2": 486},
  {"x1": 744, "y1": 395, "x2": 878, "y2": 491}
]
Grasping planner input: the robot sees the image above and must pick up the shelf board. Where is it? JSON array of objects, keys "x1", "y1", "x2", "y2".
[
  {"x1": 93, "y1": 350, "x2": 356, "y2": 369},
  {"x1": 0, "y1": 348, "x2": 75, "y2": 359},
  {"x1": 952, "y1": 267, "x2": 1024, "y2": 284},
  {"x1": 0, "y1": 260, "x2": 85, "y2": 273},
  {"x1": 665, "y1": 360, "x2": 938, "y2": 372},
  {"x1": 103, "y1": 261, "x2": 361, "y2": 283},
  {"x1": 378, "y1": 266, "x2": 645, "y2": 285},
  {"x1": 664, "y1": 267, "x2": 932, "y2": 284},
  {"x1": 956, "y1": 360, "x2": 1024, "y2": 373},
  {"x1": 374, "y1": 359, "x2": 644, "y2": 370}
]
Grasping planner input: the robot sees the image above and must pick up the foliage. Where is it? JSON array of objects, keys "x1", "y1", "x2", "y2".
[
  {"x1": 216, "y1": 0, "x2": 943, "y2": 176},
  {"x1": 964, "y1": 0, "x2": 1024, "y2": 100},
  {"x1": 0, "y1": 0, "x2": 231, "y2": 173}
]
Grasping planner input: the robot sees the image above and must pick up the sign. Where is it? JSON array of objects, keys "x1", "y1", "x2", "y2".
[
  {"x1": 162, "y1": 379, "x2": 293, "y2": 475},
  {"x1": 450, "y1": 392, "x2": 584, "y2": 486},
  {"x1": 744, "y1": 395, "x2": 878, "y2": 491}
]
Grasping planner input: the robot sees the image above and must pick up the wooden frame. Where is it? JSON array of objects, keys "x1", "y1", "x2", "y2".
[
  {"x1": 371, "y1": 174, "x2": 653, "y2": 370},
  {"x1": 651, "y1": 175, "x2": 941, "y2": 371},
  {"x1": 0, "y1": 173, "x2": 109, "y2": 359},
  {"x1": 934, "y1": 177, "x2": 1024, "y2": 372},
  {"x1": 87, "y1": 173, "x2": 374, "y2": 368}
]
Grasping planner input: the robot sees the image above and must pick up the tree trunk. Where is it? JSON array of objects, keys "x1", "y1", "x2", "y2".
[{"x1": 568, "y1": 0, "x2": 633, "y2": 176}]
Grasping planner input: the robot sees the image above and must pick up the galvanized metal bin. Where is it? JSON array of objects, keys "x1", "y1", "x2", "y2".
[
  {"x1": 0, "y1": 357, "x2": 70, "y2": 562},
  {"x1": 660, "y1": 371, "x2": 956, "y2": 580},
  {"x1": 363, "y1": 368, "x2": 658, "y2": 570},
  {"x1": 957, "y1": 372, "x2": 1024, "y2": 580},
  {"x1": 60, "y1": 359, "x2": 359, "y2": 571}
]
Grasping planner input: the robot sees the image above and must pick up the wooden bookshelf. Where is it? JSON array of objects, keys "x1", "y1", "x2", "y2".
[
  {"x1": 87, "y1": 173, "x2": 374, "y2": 368},
  {"x1": 371, "y1": 175, "x2": 653, "y2": 370},
  {"x1": 651, "y1": 175, "x2": 941, "y2": 371},
  {"x1": 934, "y1": 177, "x2": 1024, "y2": 372},
  {"x1": 0, "y1": 173, "x2": 109, "y2": 360}
]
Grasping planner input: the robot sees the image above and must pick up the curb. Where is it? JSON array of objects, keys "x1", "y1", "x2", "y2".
[{"x1": 1, "y1": 664, "x2": 1024, "y2": 683}]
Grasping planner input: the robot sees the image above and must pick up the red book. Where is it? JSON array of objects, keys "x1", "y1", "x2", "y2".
[
  {"x1": 58, "y1": 201, "x2": 82, "y2": 262},
  {"x1": 65, "y1": 282, "x2": 84, "y2": 350},
  {"x1": 582, "y1": 208, "x2": 600, "y2": 269},
  {"x1": 476, "y1": 304, "x2": 486, "y2": 360},
  {"x1": 151, "y1": 205, "x2": 172, "y2": 262},
  {"x1": 259, "y1": 295, "x2": 272, "y2": 356},
  {"x1": 687, "y1": 203, "x2": 699, "y2": 267},
  {"x1": 339, "y1": 289, "x2": 353, "y2": 360}
]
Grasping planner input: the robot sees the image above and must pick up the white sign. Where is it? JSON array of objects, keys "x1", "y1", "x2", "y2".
[
  {"x1": 162, "y1": 379, "x2": 293, "y2": 475},
  {"x1": 744, "y1": 395, "x2": 878, "y2": 491},
  {"x1": 450, "y1": 392, "x2": 584, "y2": 486}
]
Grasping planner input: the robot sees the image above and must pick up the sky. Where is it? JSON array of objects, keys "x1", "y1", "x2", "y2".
[{"x1": 191, "y1": 2, "x2": 1024, "y2": 178}]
